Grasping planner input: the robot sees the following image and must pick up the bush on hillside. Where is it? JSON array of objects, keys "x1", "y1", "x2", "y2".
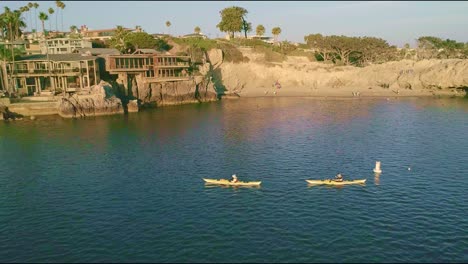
[
  {"x1": 172, "y1": 37, "x2": 218, "y2": 51},
  {"x1": 217, "y1": 42, "x2": 248, "y2": 63}
]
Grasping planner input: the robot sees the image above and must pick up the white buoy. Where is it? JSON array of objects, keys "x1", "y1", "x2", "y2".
[
  {"x1": 408, "y1": 167, "x2": 411, "y2": 171},
  {"x1": 373, "y1": 161, "x2": 382, "y2": 173}
]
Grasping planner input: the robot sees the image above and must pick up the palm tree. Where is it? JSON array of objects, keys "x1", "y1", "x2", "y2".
[
  {"x1": 165, "y1": 21, "x2": 171, "y2": 35},
  {"x1": 2, "y1": 7, "x2": 13, "y2": 41},
  {"x1": 0, "y1": 13, "x2": 7, "y2": 41},
  {"x1": 55, "y1": 1, "x2": 60, "y2": 32},
  {"x1": 272, "y1": 27, "x2": 281, "y2": 42},
  {"x1": 61, "y1": 3, "x2": 66, "y2": 32},
  {"x1": 13, "y1": 9, "x2": 26, "y2": 40},
  {"x1": 2, "y1": 7, "x2": 17, "y2": 87},
  {"x1": 0, "y1": 7, "x2": 25, "y2": 68},
  {"x1": 27, "y1": 2, "x2": 33, "y2": 32},
  {"x1": 69, "y1": 25, "x2": 80, "y2": 39},
  {"x1": 256, "y1": 24, "x2": 265, "y2": 37},
  {"x1": 69, "y1": 25, "x2": 77, "y2": 33},
  {"x1": 32, "y1": 3, "x2": 39, "y2": 34},
  {"x1": 39, "y1": 12, "x2": 48, "y2": 38},
  {"x1": 47, "y1": 8, "x2": 54, "y2": 34},
  {"x1": 56, "y1": 1, "x2": 65, "y2": 32},
  {"x1": 194, "y1": 26, "x2": 201, "y2": 34},
  {"x1": 21, "y1": 6, "x2": 30, "y2": 33}
]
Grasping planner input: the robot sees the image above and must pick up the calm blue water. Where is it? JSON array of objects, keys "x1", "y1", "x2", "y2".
[{"x1": 1, "y1": 97, "x2": 467, "y2": 263}]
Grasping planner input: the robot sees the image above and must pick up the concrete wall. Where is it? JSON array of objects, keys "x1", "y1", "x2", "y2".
[{"x1": 8, "y1": 102, "x2": 59, "y2": 116}]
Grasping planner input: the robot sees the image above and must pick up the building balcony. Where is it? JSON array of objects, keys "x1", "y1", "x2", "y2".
[
  {"x1": 155, "y1": 62, "x2": 190, "y2": 68},
  {"x1": 7, "y1": 68, "x2": 83, "y2": 75},
  {"x1": 107, "y1": 65, "x2": 149, "y2": 72}
]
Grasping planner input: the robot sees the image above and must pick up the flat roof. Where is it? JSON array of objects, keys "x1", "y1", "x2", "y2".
[
  {"x1": 17, "y1": 54, "x2": 97, "y2": 62},
  {"x1": 75, "y1": 48, "x2": 121, "y2": 55}
]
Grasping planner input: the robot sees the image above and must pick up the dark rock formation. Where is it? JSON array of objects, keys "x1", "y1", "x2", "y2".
[{"x1": 1, "y1": 102, "x2": 24, "y2": 120}]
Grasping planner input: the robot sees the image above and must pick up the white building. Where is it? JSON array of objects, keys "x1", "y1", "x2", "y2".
[
  {"x1": 248, "y1": 35, "x2": 275, "y2": 44},
  {"x1": 40, "y1": 38, "x2": 93, "y2": 54}
]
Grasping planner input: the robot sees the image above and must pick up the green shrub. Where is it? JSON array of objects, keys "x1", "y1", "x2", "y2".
[{"x1": 172, "y1": 37, "x2": 217, "y2": 51}]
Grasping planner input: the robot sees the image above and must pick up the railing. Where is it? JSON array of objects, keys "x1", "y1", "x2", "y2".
[
  {"x1": 156, "y1": 62, "x2": 190, "y2": 67},
  {"x1": 8, "y1": 69, "x2": 49, "y2": 74},
  {"x1": 111, "y1": 65, "x2": 147, "y2": 70},
  {"x1": 156, "y1": 72, "x2": 190, "y2": 78},
  {"x1": 8, "y1": 68, "x2": 83, "y2": 74}
]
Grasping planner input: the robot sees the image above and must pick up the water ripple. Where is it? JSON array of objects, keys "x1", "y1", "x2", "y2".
[{"x1": 0, "y1": 98, "x2": 467, "y2": 262}]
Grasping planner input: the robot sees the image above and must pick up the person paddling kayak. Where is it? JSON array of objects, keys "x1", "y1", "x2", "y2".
[
  {"x1": 334, "y1": 173, "x2": 344, "y2": 182},
  {"x1": 230, "y1": 174, "x2": 239, "y2": 183}
]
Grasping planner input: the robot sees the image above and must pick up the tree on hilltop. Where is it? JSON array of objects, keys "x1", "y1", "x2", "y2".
[
  {"x1": 256, "y1": 24, "x2": 265, "y2": 36},
  {"x1": 417, "y1": 36, "x2": 466, "y2": 59},
  {"x1": 217, "y1": 6, "x2": 248, "y2": 39},
  {"x1": 109, "y1": 25, "x2": 131, "y2": 53},
  {"x1": 241, "y1": 19, "x2": 251, "y2": 38},
  {"x1": 165, "y1": 21, "x2": 171, "y2": 35},
  {"x1": 110, "y1": 29, "x2": 171, "y2": 53},
  {"x1": 272, "y1": 27, "x2": 281, "y2": 42},
  {"x1": 305, "y1": 33, "x2": 396, "y2": 65},
  {"x1": 125, "y1": 32, "x2": 158, "y2": 50}
]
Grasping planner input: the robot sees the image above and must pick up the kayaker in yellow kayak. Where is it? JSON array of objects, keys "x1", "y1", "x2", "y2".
[
  {"x1": 230, "y1": 174, "x2": 239, "y2": 183},
  {"x1": 334, "y1": 173, "x2": 344, "y2": 182}
]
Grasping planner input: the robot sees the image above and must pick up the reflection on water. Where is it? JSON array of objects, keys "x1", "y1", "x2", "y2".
[
  {"x1": 374, "y1": 172, "x2": 381, "y2": 185},
  {"x1": 307, "y1": 183, "x2": 367, "y2": 189},
  {"x1": 204, "y1": 184, "x2": 261, "y2": 190},
  {"x1": 1, "y1": 97, "x2": 467, "y2": 263}
]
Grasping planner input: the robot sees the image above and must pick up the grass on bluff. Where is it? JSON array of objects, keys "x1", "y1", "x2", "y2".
[
  {"x1": 170, "y1": 37, "x2": 316, "y2": 64},
  {"x1": 171, "y1": 37, "x2": 218, "y2": 51}
]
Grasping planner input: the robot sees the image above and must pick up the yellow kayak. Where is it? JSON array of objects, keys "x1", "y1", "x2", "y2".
[
  {"x1": 203, "y1": 178, "x2": 262, "y2": 186},
  {"x1": 306, "y1": 179, "x2": 366, "y2": 185}
]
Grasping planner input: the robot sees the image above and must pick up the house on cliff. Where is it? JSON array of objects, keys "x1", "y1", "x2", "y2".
[
  {"x1": 182, "y1": 33, "x2": 208, "y2": 39},
  {"x1": 40, "y1": 38, "x2": 93, "y2": 54},
  {"x1": 105, "y1": 52, "x2": 191, "y2": 80},
  {"x1": 73, "y1": 48, "x2": 122, "y2": 81},
  {"x1": 0, "y1": 43, "x2": 192, "y2": 98},
  {"x1": 104, "y1": 51, "x2": 192, "y2": 95},
  {"x1": 0, "y1": 54, "x2": 99, "y2": 95},
  {"x1": 80, "y1": 25, "x2": 131, "y2": 41}
]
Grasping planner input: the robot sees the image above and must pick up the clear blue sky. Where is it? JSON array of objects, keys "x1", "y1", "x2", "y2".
[{"x1": 4, "y1": 1, "x2": 468, "y2": 47}]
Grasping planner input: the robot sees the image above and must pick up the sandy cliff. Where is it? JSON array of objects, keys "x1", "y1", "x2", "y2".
[{"x1": 217, "y1": 48, "x2": 468, "y2": 97}]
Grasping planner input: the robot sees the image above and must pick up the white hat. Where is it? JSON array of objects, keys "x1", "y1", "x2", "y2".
[{"x1": 232, "y1": 174, "x2": 237, "y2": 178}]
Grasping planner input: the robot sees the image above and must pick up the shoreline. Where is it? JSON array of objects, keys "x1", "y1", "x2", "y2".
[
  {"x1": 2, "y1": 91, "x2": 465, "y2": 120},
  {"x1": 234, "y1": 87, "x2": 464, "y2": 98}
]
